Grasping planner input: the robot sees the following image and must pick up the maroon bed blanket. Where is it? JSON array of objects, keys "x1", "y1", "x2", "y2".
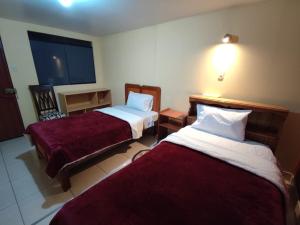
[
  {"x1": 50, "y1": 142, "x2": 285, "y2": 225},
  {"x1": 26, "y1": 111, "x2": 132, "y2": 177}
]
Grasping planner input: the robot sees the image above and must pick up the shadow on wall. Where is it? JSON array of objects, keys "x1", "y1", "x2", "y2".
[{"x1": 276, "y1": 112, "x2": 300, "y2": 172}]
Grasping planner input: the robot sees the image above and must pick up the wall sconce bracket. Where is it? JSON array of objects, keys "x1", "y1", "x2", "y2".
[
  {"x1": 218, "y1": 73, "x2": 225, "y2": 81},
  {"x1": 222, "y1": 34, "x2": 239, "y2": 44}
]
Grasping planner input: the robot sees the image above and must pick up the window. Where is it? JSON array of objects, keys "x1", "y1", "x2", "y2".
[{"x1": 28, "y1": 31, "x2": 96, "y2": 86}]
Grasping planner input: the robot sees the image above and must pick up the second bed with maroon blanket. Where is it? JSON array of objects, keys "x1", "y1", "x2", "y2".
[
  {"x1": 50, "y1": 128, "x2": 286, "y2": 225},
  {"x1": 26, "y1": 111, "x2": 132, "y2": 177}
]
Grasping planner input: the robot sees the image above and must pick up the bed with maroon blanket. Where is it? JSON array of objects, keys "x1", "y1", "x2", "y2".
[
  {"x1": 50, "y1": 129, "x2": 286, "y2": 225},
  {"x1": 26, "y1": 111, "x2": 132, "y2": 178}
]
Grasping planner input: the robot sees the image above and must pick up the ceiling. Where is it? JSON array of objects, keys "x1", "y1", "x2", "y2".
[{"x1": 0, "y1": 0, "x2": 264, "y2": 36}]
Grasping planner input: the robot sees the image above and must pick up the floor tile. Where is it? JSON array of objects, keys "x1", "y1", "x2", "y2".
[
  {"x1": 0, "y1": 204, "x2": 23, "y2": 225},
  {"x1": 70, "y1": 165, "x2": 107, "y2": 196},
  {"x1": 96, "y1": 153, "x2": 130, "y2": 174},
  {"x1": 5, "y1": 149, "x2": 46, "y2": 182},
  {"x1": 18, "y1": 189, "x2": 72, "y2": 225},
  {"x1": 34, "y1": 209, "x2": 58, "y2": 225},
  {"x1": 0, "y1": 182, "x2": 16, "y2": 211},
  {"x1": 0, "y1": 153, "x2": 9, "y2": 186},
  {"x1": 1, "y1": 136, "x2": 33, "y2": 165},
  {"x1": 12, "y1": 172, "x2": 60, "y2": 202}
]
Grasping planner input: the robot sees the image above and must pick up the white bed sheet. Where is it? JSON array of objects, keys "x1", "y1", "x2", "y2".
[
  {"x1": 162, "y1": 126, "x2": 286, "y2": 196},
  {"x1": 113, "y1": 105, "x2": 158, "y2": 129}
]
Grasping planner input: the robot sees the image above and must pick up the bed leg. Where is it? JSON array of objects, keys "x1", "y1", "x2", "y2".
[
  {"x1": 59, "y1": 170, "x2": 71, "y2": 192},
  {"x1": 61, "y1": 177, "x2": 71, "y2": 192},
  {"x1": 37, "y1": 150, "x2": 43, "y2": 159},
  {"x1": 35, "y1": 146, "x2": 43, "y2": 159}
]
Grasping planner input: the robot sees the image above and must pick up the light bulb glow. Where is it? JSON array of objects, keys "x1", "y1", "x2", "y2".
[
  {"x1": 58, "y1": 0, "x2": 73, "y2": 7},
  {"x1": 212, "y1": 44, "x2": 237, "y2": 79},
  {"x1": 222, "y1": 36, "x2": 230, "y2": 43}
]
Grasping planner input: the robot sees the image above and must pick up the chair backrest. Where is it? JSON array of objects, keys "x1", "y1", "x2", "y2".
[{"x1": 29, "y1": 85, "x2": 59, "y2": 116}]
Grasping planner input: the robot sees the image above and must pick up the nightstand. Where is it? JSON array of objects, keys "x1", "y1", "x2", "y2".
[{"x1": 158, "y1": 108, "x2": 187, "y2": 140}]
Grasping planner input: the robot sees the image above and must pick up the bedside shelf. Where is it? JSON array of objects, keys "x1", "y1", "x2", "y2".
[
  {"x1": 159, "y1": 122, "x2": 182, "y2": 132},
  {"x1": 67, "y1": 102, "x2": 111, "y2": 113},
  {"x1": 158, "y1": 108, "x2": 187, "y2": 140},
  {"x1": 59, "y1": 89, "x2": 112, "y2": 115}
]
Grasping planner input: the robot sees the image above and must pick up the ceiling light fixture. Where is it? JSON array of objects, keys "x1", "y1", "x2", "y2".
[{"x1": 58, "y1": 0, "x2": 73, "y2": 7}]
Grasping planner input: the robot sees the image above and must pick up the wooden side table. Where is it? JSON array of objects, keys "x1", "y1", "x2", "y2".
[{"x1": 158, "y1": 108, "x2": 187, "y2": 140}]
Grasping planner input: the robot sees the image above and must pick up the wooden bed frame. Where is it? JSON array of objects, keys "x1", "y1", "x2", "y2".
[
  {"x1": 125, "y1": 83, "x2": 161, "y2": 135},
  {"x1": 187, "y1": 95, "x2": 289, "y2": 152},
  {"x1": 32, "y1": 83, "x2": 161, "y2": 191}
]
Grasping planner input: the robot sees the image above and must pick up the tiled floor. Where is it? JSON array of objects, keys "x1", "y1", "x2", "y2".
[{"x1": 0, "y1": 135, "x2": 156, "y2": 225}]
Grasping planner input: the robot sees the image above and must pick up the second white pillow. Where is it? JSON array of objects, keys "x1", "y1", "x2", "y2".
[{"x1": 192, "y1": 104, "x2": 251, "y2": 141}]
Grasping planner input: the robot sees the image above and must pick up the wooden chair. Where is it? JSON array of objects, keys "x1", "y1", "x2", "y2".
[{"x1": 29, "y1": 85, "x2": 66, "y2": 121}]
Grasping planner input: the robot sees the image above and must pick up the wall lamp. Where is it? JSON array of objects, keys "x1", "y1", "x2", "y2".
[
  {"x1": 213, "y1": 34, "x2": 239, "y2": 81},
  {"x1": 222, "y1": 34, "x2": 239, "y2": 44}
]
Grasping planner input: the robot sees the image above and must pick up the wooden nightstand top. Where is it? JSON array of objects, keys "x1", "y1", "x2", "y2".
[{"x1": 160, "y1": 108, "x2": 187, "y2": 120}]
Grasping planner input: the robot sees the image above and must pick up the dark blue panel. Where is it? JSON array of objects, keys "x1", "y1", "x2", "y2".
[
  {"x1": 64, "y1": 45, "x2": 96, "y2": 84},
  {"x1": 30, "y1": 40, "x2": 70, "y2": 85}
]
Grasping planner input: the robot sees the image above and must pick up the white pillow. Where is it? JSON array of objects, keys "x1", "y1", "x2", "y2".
[
  {"x1": 192, "y1": 104, "x2": 251, "y2": 141},
  {"x1": 126, "y1": 91, "x2": 153, "y2": 112}
]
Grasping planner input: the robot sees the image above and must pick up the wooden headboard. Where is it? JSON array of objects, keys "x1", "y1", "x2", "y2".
[
  {"x1": 188, "y1": 95, "x2": 289, "y2": 152},
  {"x1": 125, "y1": 83, "x2": 141, "y2": 100},
  {"x1": 125, "y1": 83, "x2": 161, "y2": 112}
]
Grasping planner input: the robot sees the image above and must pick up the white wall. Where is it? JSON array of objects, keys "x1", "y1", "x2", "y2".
[
  {"x1": 101, "y1": 0, "x2": 300, "y2": 171},
  {"x1": 102, "y1": 0, "x2": 300, "y2": 112},
  {"x1": 0, "y1": 18, "x2": 104, "y2": 127}
]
